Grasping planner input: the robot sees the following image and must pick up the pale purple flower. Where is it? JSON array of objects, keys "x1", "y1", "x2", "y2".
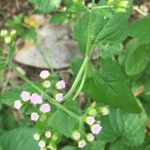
[
  {"x1": 72, "y1": 131, "x2": 81, "y2": 141},
  {"x1": 55, "y1": 93, "x2": 63, "y2": 103},
  {"x1": 86, "y1": 116, "x2": 95, "y2": 126},
  {"x1": 14, "y1": 100, "x2": 22, "y2": 110},
  {"x1": 30, "y1": 93, "x2": 42, "y2": 105},
  {"x1": 39, "y1": 70, "x2": 50, "y2": 79},
  {"x1": 78, "y1": 140, "x2": 86, "y2": 148},
  {"x1": 86, "y1": 133, "x2": 95, "y2": 142},
  {"x1": 45, "y1": 131, "x2": 52, "y2": 139},
  {"x1": 38, "y1": 140, "x2": 46, "y2": 148},
  {"x1": 56, "y1": 80, "x2": 66, "y2": 90},
  {"x1": 31, "y1": 112, "x2": 40, "y2": 121},
  {"x1": 33, "y1": 133, "x2": 40, "y2": 141},
  {"x1": 40, "y1": 103, "x2": 51, "y2": 113},
  {"x1": 91, "y1": 124, "x2": 102, "y2": 135},
  {"x1": 20, "y1": 91, "x2": 30, "y2": 102}
]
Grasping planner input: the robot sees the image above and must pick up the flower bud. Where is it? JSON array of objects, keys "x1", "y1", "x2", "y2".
[
  {"x1": 10, "y1": 29, "x2": 17, "y2": 39},
  {"x1": 40, "y1": 103, "x2": 51, "y2": 113},
  {"x1": 14, "y1": 100, "x2": 22, "y2": 110},
  {"x1": 45, "y1": 131, "x2": 52, "y2": 139},
  {"x1": 78, "y1": 139, "x2": 86, "y2": 148},
  {"x1": 47, "y1": 142, "x2": 57, "y2": 150},
  {"x1": 33, "y1": 133, "x2": 40, "y2": 141},
  {"x1": 91, "y1": 124, "x2": 102, "y2": 135},
  {"x1": 30, "y1": 93, "x2": 43, "y2": 105},
  {"x1": 55, "y1": 93, "x2": 63, "y2": 103},
  {"x1": 98, "y1": 106, "x2": 109, "y2": 116},
  {"x1": 52, "y1": 132, "x2": 60, "y2": 142},
  {"x1": 0, "y1": 29, "x2": 8, "y2": 38},
  {"x1": 39, "y1": 70, "x2": 50, "y2": 79},
  {"x1": 4, "y1": 36, "x2": 12, "y2": 44},
  {"x1": 42, "y1": 80, "x2": 51, "y2": 88},
  {"x1": 86, "y1": 116, "x2": 95, "y2": 126},
  {"x1": 86, "y1": 133, "x2": 95, "y2": 142},
  {"x1": 31, "y1": 112, "x2": 40, "y2": 121},
  {"x1": 56, "y1": 80, "x2": 66, "y2": 90},
  {"x1": 72, "y1": 131, "x2": 81, "y2": 141},
  {"x1": 38, "y1": 140, "x2": 46, "y2": 148},
  {"x1": 20, "y1": 91, "x2": 30, "y2": 102},
  {"x1": 88, "y1": 108, "x2": 97, "y2": 116}
]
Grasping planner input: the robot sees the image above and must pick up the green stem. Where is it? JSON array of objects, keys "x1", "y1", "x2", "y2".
[
  {"x1": 72, "y1": 64, "x2": 88, "y2": 100},
  {"x1": 10, "y1": 63, "x2": 81, "y2": 121},
  {"x1": 64, "y1": 56, "x2": 89, "y2": 100}
]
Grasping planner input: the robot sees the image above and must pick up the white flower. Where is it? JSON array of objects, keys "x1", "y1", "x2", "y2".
[
  {"x1": 14, "y1": 100, "x2": 22, "y2": 110},
  {"x1": 86, "y1": 133, "x2": 95, "y2": 142},
  {"x1": 45, "y1": 131, "x2": 52, "y2": 139},
  {"x1": 38, "y1": 140, "x2": 46, "y2": 148},
  {"x1": 39, "y1": 70, "x2": 50, "y2": 79},
  {"x1": 78, "y1": 140, "x2": 86, "y2": 148},
  {"x1": 86, "y1": 116, "x2": 95, "y2": 126},
  {"x1": 33, "y1": 133, "x2": 40, "y2": 141},
  {"x1": 91, "y1": 124, "x2": 102, "y2": 135}
]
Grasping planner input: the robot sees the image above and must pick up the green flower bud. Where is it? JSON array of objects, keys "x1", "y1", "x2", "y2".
[
  {"x1": 0, "y1": 29, "x2": 8, "y2": 38},
  {"x1": 88, "y1": 108, "x2": 97, "y2": 116},
  {"x1": 10, "y1": 29, "x2": 17, "y2": 39},
  {"x1": 52, "y1": 132, "x2": 60, "y2": 142},
  {"x1": 47, "y1": 142, "x2": 57, "y2": 150},
  {"x1": 98, "y1": 106, "x2": 109, "y2": 116},
  {"x1": 4, "y1": 36, "x2": 12, "y2": 44},
  {"x1": 72, "y1": 130, "x2": 81, "y2": 141}
]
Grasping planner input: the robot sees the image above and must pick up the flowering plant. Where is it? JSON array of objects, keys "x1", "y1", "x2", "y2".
[{"x1": 0, "y1": 0, "x2": 150, "y2": 150}]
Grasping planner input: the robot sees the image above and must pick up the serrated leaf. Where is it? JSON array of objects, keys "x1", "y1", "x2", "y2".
[
  {"x1": 83, "y1": 59, "x2": 141, "y2": 113},
  {"x1": 0, "y1": 127, "x2": 39, "y2": 150},
  {"x1": 127, "y1": 16, "x2": 150, "y2": 40},
  {"x1": 98, "y1": 116, "x2": 118, "y2": 142},
  {"x1": 125, "y1": 42, "x2": 150, "y2": 76},
  {"x1": 73, "y1": 8, "x2": 130, "y2": 54},
  {"x1": 109, "y1": 108, "x2": 147, "y2": 147},
  {"x1": 28, "y1": 0, "x2": 61, "y2": 14},
  {"x1": 48, "y1": 110, "x2": 79, "y2": 137}
]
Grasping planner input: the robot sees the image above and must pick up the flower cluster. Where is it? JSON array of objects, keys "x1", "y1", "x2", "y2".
[
  {"x1": 33, "y1": 130, "x2": 60, "y2": 150},
  {"x1": 0, "y1": 29, "x2": 16, "y2": 45},
  {"x1": 107, "y1": 0, "x2": 129, "y2": 12},
  {"x1": 40, "y1": 70, "x2": 66, "y2": 103},
  {"x1": 13, "y1": 70, "x2": 66, "y2": 149},
  {"x1": 72, "y1": 102, "x2": 103, "y2": 148},
  {"x1": 14, "y1": 91, "x2": 51, "y2": 122}
]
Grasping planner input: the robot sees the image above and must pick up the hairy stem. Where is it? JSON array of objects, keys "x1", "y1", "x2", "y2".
[{"x1": 64, "y1": 56, "x2": 89, "y2": 100}]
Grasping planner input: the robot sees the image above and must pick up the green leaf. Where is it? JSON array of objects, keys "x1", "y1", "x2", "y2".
[
  {"x1": 145, "y1": 145, "x2": 150, "y2": 150},
  {"x1": 28, "y1": 0, "x2": 61, "y2": 14},
  {"x1": 98, "y1": 116, "x2": 118, "y2": 142},
  {"x1": 73, "y1": 9, "x2": 130, "y2": 53},
  {"x1": 0, "y1": 83, "x2": 39, "y2": 106},
  {"x1": 83, "y1": 59, "x2": 141, "y2": 113},
  {"x1": 0, "y1": 56, "x2": 8, "y2": 71},
  {"x1": 84, "y1": 141, "x2": 105, "y2": 150},
  {"x1": 110, "y1": 108, "x2": 147, "y2": 147},
  {"x1": 61, "y1": 146, "x2": 75, "y2": 150},
  {"x1": 73, "y1": 11, "x2": 106, "y2": 53},
  {"x1": 127, "y1": 16, "x2": 150, "y2": 40},
  {"x1": 48, "y1": 110, "x2": 79, "y2": 137},
  {"x1": 50, "y1": 13, "x2": 68, "y2": 24},
  {"x1": 0, "y1": 127, "x2": 39, "y2": 150},
  {"x1": 110, "y1": 140, "x2": 133, "y2": 150},
  {"x1": 125, "y1": 42, "x2": 150, "y2": 76},
  {"x1": 100, "y1": 44, "x2": 123, "y2": 58}
]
